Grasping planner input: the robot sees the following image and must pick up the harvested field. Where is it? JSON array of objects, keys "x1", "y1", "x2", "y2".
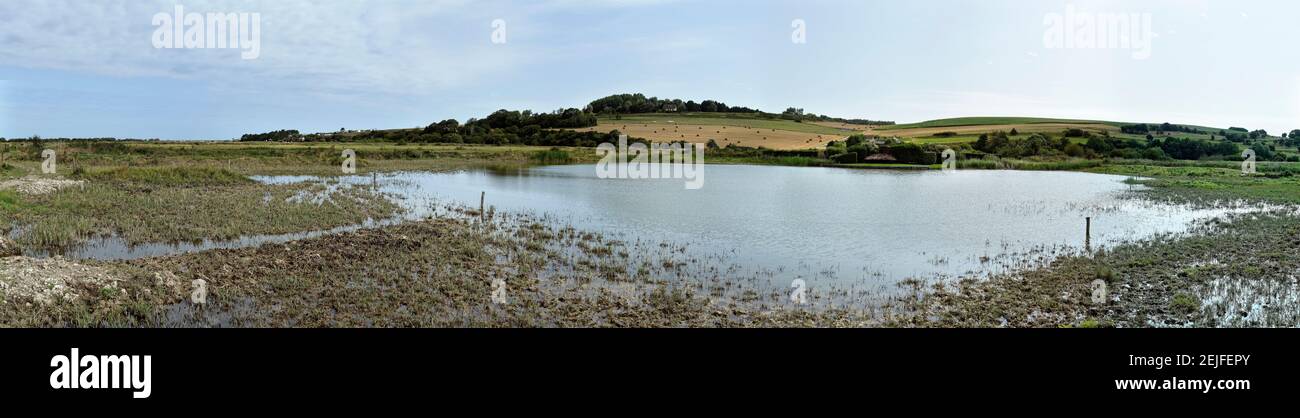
[{"x1": 573, "y1": 121, "x2": 848, "y2": 150}]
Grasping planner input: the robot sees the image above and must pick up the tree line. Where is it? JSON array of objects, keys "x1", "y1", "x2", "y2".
[
  {"x1": 1119, "y1": 123, "x2": 1206, "y2": 135},
  {"x1": 239, "y1": 108, "x2": 605, "y2": 146},
  {"x1": 967, "y1": 129, "x2": 1298, "y2": 162},
  {"x1": 587, "y1": 93, "x2": 894, "y2": 126},
  {"x1": 587, "y1": 93, "x2": 759, "y2": 114}
]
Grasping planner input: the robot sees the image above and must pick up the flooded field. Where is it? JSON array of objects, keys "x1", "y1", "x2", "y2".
[{"x1": 42, "y1": 165, "x2": 1258, "y2": 293}]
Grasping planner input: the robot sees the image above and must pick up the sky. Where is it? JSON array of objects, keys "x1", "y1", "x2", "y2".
[{"x1": 1, "y1": 0, "x2": 1297, "y2": 140}]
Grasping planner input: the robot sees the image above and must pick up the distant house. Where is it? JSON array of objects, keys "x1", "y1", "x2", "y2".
[{"x1": 662, "y1": 104, "x2": 678, "y2": 112}]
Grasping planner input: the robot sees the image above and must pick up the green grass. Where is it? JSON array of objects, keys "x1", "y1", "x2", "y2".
[
  {"x1": 957, "y1": 158, "x2": 1103, "y2": 171},
  {"x1": 79, "y1": 166, "x2": 253, "y2": 186},
  {"x1": 530, "y1": 149, "x2": 574, "y2": 165},
  {"x1": 0, "y1": 190, "x2": 23, "y2": 211},
  {"x1": 1086, "y1": 163, "x2": 1300, "y2": 204},
  {"x1": 1111, "y1": 132, "x2": 1221, "y2": 142},
  {"x1": 607, "y1": 113, "x2": 852, "y2": 136},
  {"x1": 0, "y1": 162, "x2": 18, "y2": 179}
]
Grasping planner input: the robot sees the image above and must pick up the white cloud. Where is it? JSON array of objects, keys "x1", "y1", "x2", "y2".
[{"x1": 0, "y1": 0, "x2": 526, "y2": 97}]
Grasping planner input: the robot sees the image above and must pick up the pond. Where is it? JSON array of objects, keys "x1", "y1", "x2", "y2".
[
  {"x1": 261, "y1": 165, "x2": 1238, "y2": 288},
  {"x1": 47, "y1": 164, "x2": 1246, "y2": 290}
]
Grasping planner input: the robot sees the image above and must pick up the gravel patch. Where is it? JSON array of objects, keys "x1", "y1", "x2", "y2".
[
  {"x1": 0, "y1": 176, "x2": 85, "y2": 195},
  {"x1": 0, "y1": 256, "x2": 120, "y2": 306}
]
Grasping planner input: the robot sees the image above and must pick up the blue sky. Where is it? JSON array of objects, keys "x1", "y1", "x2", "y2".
[{"x1": 1, "y1": 0, "x2": 1297, "y2": 140}]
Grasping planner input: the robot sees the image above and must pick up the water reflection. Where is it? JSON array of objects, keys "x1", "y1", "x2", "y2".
[{"x1": 43, "y1": 165, "x2": 1253, "y2": 286}]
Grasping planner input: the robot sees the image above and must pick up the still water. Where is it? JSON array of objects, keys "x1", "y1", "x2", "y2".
[
  {"x1": 262, "y1": 165, "x2": 1234, "y2": 285},
  {"x1": 57, "y1": 165, "x2": 1242, "y2": 287}
]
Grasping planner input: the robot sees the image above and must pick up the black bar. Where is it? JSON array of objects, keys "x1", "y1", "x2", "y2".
[{"x1": 0, "y1": 329, "x2": 1288, "y2": 407}]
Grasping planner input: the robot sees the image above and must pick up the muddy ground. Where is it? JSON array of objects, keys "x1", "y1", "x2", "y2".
[{"x1": 1, "y1": 210, "x2": 876, "y2": 327}]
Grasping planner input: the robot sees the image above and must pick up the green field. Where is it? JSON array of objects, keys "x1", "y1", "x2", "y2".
[
  {"x1": 879, "y1": 116, "x2": 1129, "y2": 130},
  {"x1": 908, "y1": 134, "x2": 981, "y2": 145}
]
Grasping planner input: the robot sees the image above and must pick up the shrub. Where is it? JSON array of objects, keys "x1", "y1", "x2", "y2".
[
  {"x1": 1064, "y1": 143, "x2": 1086, "y2": 157},
  {"x1": 881, "y1": 143, "x2": 935, "y2": 165},
  {"x1": 1142, "y1": 147, "x2": 1168, "y2": 160},
  {"x1": 830, "y1": 152, "x2": 858, "y2": 164}
]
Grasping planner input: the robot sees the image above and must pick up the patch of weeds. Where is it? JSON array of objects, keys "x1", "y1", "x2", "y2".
[
  {"x1": 84, "y1": 166, "x2": 253, "y2": 187},
  {"x1": 531, "y1": 148, "x2": 573, "y2": 165},
  {"x1": 99, "y1": 286, "x2": 121, "y2": 299},
  {"x1": 1170, "y1": 293, "x2": 1200, "y2": 315},
  {"x1": 1094, "y1": 264, "x2": 1117, "y2": 285}
]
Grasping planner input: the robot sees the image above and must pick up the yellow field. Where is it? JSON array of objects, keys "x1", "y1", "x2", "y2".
[{"x1": 573, "y1": 121, "x2": 848, "y2": 150}]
